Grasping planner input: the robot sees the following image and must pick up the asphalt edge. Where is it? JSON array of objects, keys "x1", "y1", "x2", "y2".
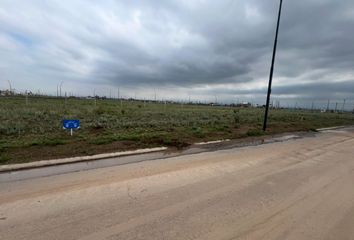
[
  {"x1": 0, "y1": 147, "x2": 167, "y2": 173},
  {"x1": 316, "y1": 126, "x2": 346, "y2": 131}
]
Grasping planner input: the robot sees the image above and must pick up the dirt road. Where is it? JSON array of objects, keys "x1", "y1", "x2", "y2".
[{"x1": 1, "y1": 128, "x2": 354, "y2": 240}]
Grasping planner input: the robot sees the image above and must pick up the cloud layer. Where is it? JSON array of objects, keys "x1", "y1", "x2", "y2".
[{"x1": 0, "y1": 0, "x2": 354, "y2": 107}]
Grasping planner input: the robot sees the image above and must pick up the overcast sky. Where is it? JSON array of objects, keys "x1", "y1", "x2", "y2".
[{"x1": 0, "y1": 0, "x2": 354, "y2": 107}]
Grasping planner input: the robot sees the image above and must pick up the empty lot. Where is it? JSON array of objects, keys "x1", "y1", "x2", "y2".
[{"x1": 2, "y1": 96, "x2": 354, "y2": 164}]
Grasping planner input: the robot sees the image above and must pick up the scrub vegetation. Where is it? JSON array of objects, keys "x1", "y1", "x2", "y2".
[{"x1": 1, "y1": 96, "x2": 354, "y2": 164}]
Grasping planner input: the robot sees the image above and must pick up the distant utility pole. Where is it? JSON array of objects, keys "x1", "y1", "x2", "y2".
[
  {"x1": 59, "y1": 81, "x2": 64, "y2": 97},
  {"x1": 342, "y1": 99, "x2": 346, "y2": 112},
  {"x1": 7, "y1": 80, "x2": 12, "y2": 92},
  {"x1": 326, "y1": 99, "x2": 330, "y2": 111},
  {"x1": 93, "y1": 89, "x2": 97, "y2": 106},
  {"x1": 25, "y1": 90, "x2": 28, "y2": 105},
  {"x1": 263, "y1": 0, "x2": 284, "y2": 131}
]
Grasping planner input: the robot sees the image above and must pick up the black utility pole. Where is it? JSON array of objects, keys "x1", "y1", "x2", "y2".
[{"x1": 263, "y1": 0, "x2": 284, "y2": 131}]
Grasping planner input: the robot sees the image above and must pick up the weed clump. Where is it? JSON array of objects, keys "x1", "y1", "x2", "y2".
[
  {"x1": 246, "y1": 129, "x2": 264, "y2": 137},
  {"x1": 233, "y1": 109, "x2": 241, "y2": 128}
]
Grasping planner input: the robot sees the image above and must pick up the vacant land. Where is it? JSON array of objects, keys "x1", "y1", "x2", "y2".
[{"x1": 1, "y1": 96, "x2": 354, "y2": 164}]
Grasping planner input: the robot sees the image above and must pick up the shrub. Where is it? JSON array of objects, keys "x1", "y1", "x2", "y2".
[{"x1": 246, "y1": 129, "x2": 264, "y2": 137}]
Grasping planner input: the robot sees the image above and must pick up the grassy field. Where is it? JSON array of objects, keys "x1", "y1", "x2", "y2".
[{"x1": 1, "y1": 96, "x2": 354, "y2": 164}]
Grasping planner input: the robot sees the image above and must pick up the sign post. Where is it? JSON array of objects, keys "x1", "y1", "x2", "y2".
[{"x1": 63, "y1": 119, "x2": 80, "y2": 136}]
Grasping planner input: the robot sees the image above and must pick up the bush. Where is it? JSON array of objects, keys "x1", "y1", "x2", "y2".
[
  {"x1": 233, "y1": 109, "x2": 240, "y2": 126},
  {"x1": 246, "y1": 129, "x2": 264, "y2": 137},
  {"x1": 0, "y1": 154, "x2": 10, "y2": 164}
]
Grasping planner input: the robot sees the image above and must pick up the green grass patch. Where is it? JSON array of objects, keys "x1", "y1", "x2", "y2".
[
  {"x1": 246, "y1": 129, "x2": 265, "y2": 137},
  {"x1": 0, "y1": 153, "x2": 11, "y2": 164},
  {"x1": 28, "y1": 138, "x2": 67, "y2": 147}
]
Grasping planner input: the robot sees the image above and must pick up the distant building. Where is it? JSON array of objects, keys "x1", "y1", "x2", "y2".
[
  {"x1": 238, "y1": 102, "x2": 252, "y2": 108},
  {"x1": 0, "y1": 90, "x2": 15, "y2": 96}
]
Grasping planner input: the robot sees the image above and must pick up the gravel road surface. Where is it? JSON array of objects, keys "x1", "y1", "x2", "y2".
[{"x1": 1, "y1": 128, "x2": 354, "y2": 240}]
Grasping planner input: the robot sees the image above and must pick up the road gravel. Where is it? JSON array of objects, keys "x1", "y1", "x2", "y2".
[{"x1": 1, "y1": 128, "x2": 354, "y2": 239}]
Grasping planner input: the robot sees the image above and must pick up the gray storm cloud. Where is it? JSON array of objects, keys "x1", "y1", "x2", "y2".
[{"x1": 0, "y1": 0, "x2": 353, "y2": 104}]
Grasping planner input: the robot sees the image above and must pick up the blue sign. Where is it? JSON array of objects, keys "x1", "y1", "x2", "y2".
[{"x1": 63, "y1": 119, "x2": 80, "y2": 130}]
